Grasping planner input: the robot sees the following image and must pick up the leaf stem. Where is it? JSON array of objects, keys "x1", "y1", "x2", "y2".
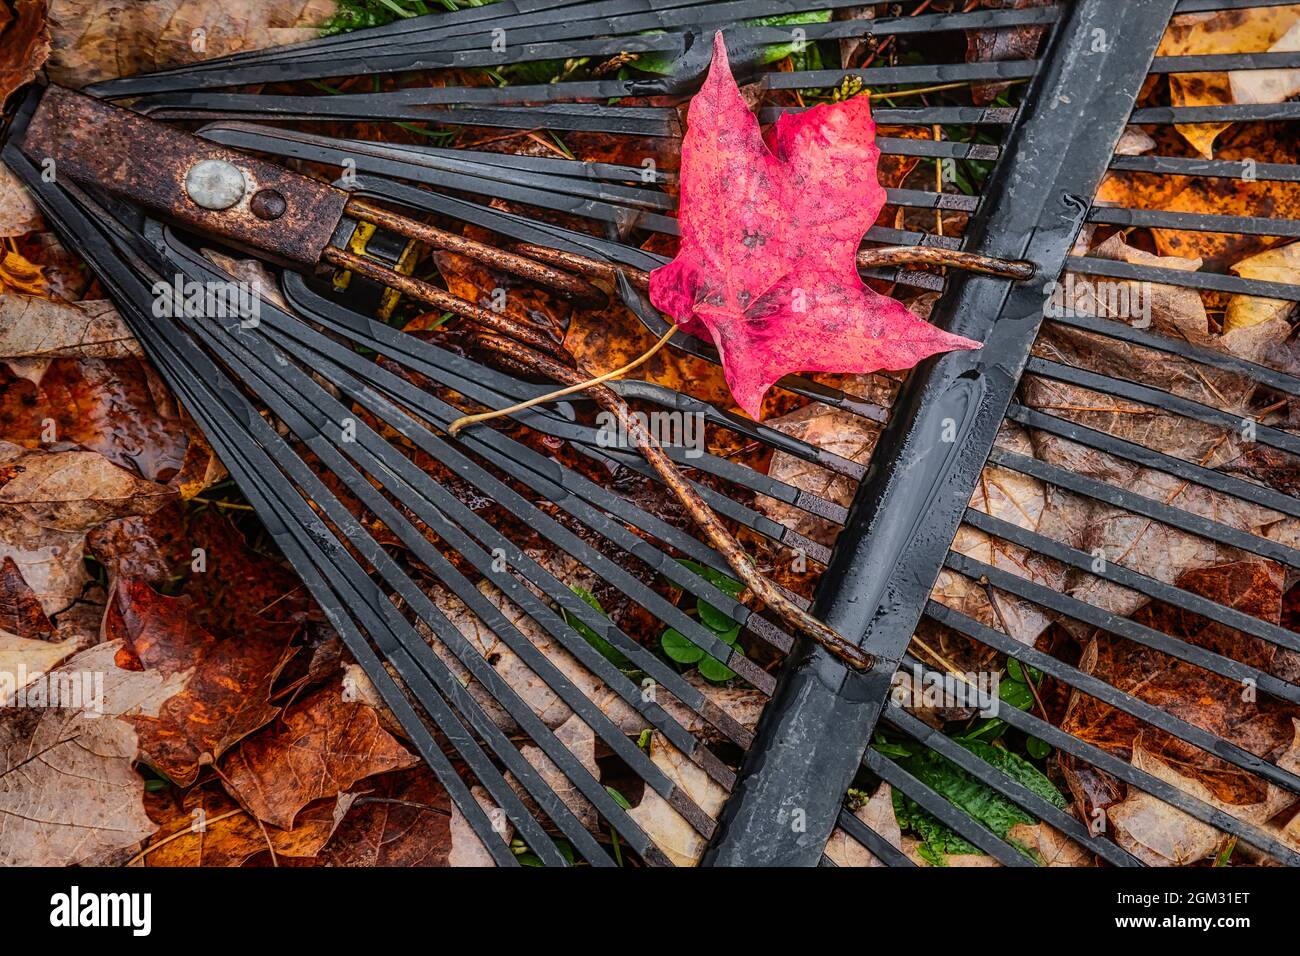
[{"x1": 447, "y1": 324, "x2": 676, "y2": 435}]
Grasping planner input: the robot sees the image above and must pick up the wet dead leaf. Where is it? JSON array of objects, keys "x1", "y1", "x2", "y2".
[
  {"x1": 103, "y1": 576, "x2": 294, "y2": 787},
  {"x1": 0, "y1": 162, "x2": 42, "y2": 238},
  {"x1": 0, "y1": 554, "x2": 52, "y2": 638},
  {"x1": 219, "y1": 685, "x2": 417, "y2": 829},
  {"x1": 1225, "y1": 241, "x2": 1300, "y2": 336},
  {"x1": 1157, "y1": 5, "x2": 1300, "y2": 157},
  {"x1": 45, "y1": 0, "x2": 337, "y2": 87},
  {"x1": 625, "y1": 730, "x2": 727, "y2": 867},
  {"x1": 141, "y1": 785, "x2": 352, "y2": 867},
  {"x1": 0, "y1": 639, "x2": 192, "y2": 866},
  {"x1": 317, "y1": 767, "x2": 454, "y2": 867},
  {"x1": 0, "y1": 443, "x2": 173, "y2": 616},
  {"x1": 0, "y1": 0, "x2": 50, "y2": 106}
]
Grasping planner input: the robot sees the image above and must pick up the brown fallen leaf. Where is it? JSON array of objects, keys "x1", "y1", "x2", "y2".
[
  {"x1": 220, "y1": 685, "x2": 417, "y2": 829},
  {"x1": 0, "y1": 0, "x2": 50, "y2": 105},
  {"x1": 45, "y1": 0, "x2": 337, "y2": 87},
  {"x1": 0, "y1": 242, "x2": 46, "y2": 296},
  {"x1": 1107, "y1": 731, "x2": 1300, "y2": 866},
  {"x1": 964, "y1": 0, "x2": 1053, "y2": 105},
  {"x1": 317, "y1": 767, "x2": 454, "y2": 867},
  {"x1": 0, "y1": 356, "x2": 193, "y2": 482},
  {"x1": 447, "y1": 784, "x2": 512, "y2": 867},
  {"x1": 89, "y1": 501, "x2": 312, "y2": 639},
  {"x1": 625, "y1": 730, "x2": 727, "y2": 867},
  {"x1": 140, "y1": 785, "x2": 353, "y2": 867},
  {"x1": 1097, "y1": 121, "x2": 1300, "y2": 270},
  {"x1": 1225, "y1": 241, "x2": 1300, "y2": 338},
  {"x1": 824, "y1": 781, "x2": 899, "y2": 867},
  {"x1": 0, "y1": 554, "x2": 52, "y2": 638},
  {"x1": 0, "y1": 640, "x2": 189, "y2": 866},
  {"x1": 1063, "y1": 561, "x2": 1300, "y2": 815},
  {"x1": 0, "y1": 162, "x2": 42, "y2": 238},
  {"x1": 0, "y1": 442, "x2": 173, "y2": 616},
  {"x1": 0, "y1": 293, "x2": 140, "y2": 361},
  {"x1": 104, "y1": 576, "x2": 294, "y2": 788}
]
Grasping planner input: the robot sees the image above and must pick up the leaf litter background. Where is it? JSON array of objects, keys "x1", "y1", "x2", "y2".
[{"x1": 0, "y1": 0, "x2": 1299, "y2": 867}]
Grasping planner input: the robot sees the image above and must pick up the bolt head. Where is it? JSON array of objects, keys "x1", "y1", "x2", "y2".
[
  {"x1": 250, "y1": 188, "x2": 287, "y2": 220},
  {"x1": 184, "y1": 159, "x2": 247, "y2": 211}
]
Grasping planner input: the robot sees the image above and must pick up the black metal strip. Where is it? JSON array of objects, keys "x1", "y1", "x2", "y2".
[
  {"x1": 881, "y1": 702, "x2": 1141, "y2": 866},
  {"x1": 927, "y1": 600, "x2": 1300, "y2": 797},
  {"x1": 1131, "y1": 103, "x2": 1300, "y2": 123},
  {"x1": 91, "y1": 5, "x2": 1058, "y2": 93},
  {"x1": 834, "y1": 808, "x2": 916, "y2": 867},
  {"x1": 1109, "y1": 154, "x2": 1300, "y2": 183},
  {"x1": 1007, "y1": 404, "x2": 1300, "y2": 519},
  {"x1": 946, "y1": 551, "x2": 1300, "y2": 706},
  {"x1": 42, "y1": 195, "x2": 575, "y2": 866},
  {"x1": 1151, "y1": 50, "x2": 1300, "y2": 72},
  {"x1": 704, "y1": 0, "x2": 1177, "y2": 866},
  {"x1": 1066, "y1": 254, "x2": 1300, "y2": 301},
  {"x1": 987, "y1": 446, "x2": 1300, "y2": 570},
  {"x1": 1088, "y1": 206, "x2": 1300, "y2": 239}
]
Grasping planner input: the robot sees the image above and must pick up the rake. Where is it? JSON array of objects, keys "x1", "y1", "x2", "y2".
[{"x1": 4, "y1": 0, "x2": 1300, "y2": 868}]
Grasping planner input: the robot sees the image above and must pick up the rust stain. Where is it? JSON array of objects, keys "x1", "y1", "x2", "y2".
[{"x1": 20, "y1": 86, "x2": 344, "y2": 267}]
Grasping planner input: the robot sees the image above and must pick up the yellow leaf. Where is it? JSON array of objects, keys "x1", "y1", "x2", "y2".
[
  {"x1": 1225, "y1": 241, "x2": 1300, "y2": 333},
  {"x1": 1158, "y1": 5, "x2": 1300, "y2": 157}
]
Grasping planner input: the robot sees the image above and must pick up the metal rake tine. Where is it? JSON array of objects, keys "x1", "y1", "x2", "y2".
[
  {"x1": 266, "y1": 268, "x2": 805, "y2": 675},
  {"x1": 276, "y1": 269, "x2": 842, "y2": 566},
  {"x1": 157, "y1": 234, "x2": 783, "y2": 697},
  {"x1": 14, "y1": 163, "x2": 574, "y2": 867},
  {"x1": 161, "y1": 241, "x2": 757, "y2": 761},
  {"x1": 165, "y1": 295, "x2": 710, "y2": 858}
]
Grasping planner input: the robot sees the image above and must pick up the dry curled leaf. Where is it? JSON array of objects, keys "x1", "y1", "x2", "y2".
[
  {"x1": 0, "y1": 442, "x2": 173, "y2": 616},
  {"x1": 625, "y1": 730, "x2": 727, "y2": 867},
  {"x1": 1157, "y1": 5, "x2": 1300, "y2": 158},
  {"x1": 141, "y1": 786, "x2": 353, "y2": 867},
  {"x1": 0, "y1": 554, "x2": 52, "y2": 638},
  {"x1": 0, "y1": 640, "x2": 191, "y2": 866},
  {"x1": 0, "y1": 293, "x2": 140, "y2": 360},
  {"x1": 0, "y1": 161, "x2": 42, "y2": 238},
  {"x1": 317, "y1": 767, "x2": 454, "y2": 868},
  {"x1": 648, "y1": 34, "x2": 978, "y2": 419}
]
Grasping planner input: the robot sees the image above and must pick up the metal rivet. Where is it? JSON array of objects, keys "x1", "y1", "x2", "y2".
[
  {"x1": 184, "y1": 160, "x2": 247, "y2": 211},
  {"x1": 250, "y1": 189, "x2": 287, "y2": 220}
]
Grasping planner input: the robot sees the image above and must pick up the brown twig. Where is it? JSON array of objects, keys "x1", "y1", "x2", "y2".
[
  {"x1": 468, "y1": 334, "x2": 874, "y2": 671},
  {"x1": 344, "y1": 197, "x2": 608, "y2": 307},
  {"x1": 322, "y1": 246, "x2": 563, "y2": 355},
  {"x1": 512, "y1": 241, "x2": 1036, "y2": 287}
]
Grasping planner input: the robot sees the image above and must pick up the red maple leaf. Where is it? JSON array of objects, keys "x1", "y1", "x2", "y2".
[{"x1": 648, "y1": 33, "x2": 981, "y2": 419}]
